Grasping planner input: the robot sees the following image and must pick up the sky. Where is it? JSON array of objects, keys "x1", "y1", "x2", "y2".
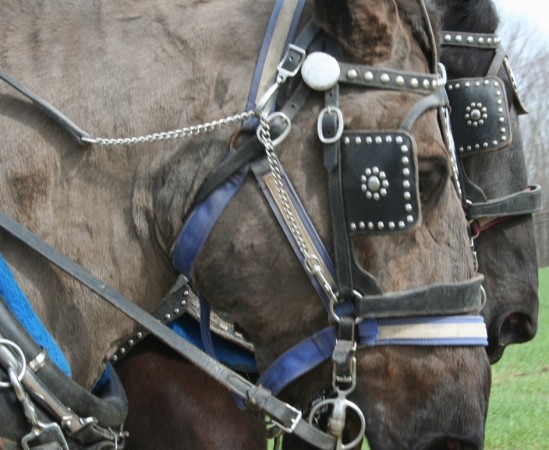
[{"x1": 497, "y1": 0, "x2": 549, "y2": 36}]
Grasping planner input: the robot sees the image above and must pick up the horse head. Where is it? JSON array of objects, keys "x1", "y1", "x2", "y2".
[{"x1": 433, "y1": 0, "x2": 541, "y2": 363}]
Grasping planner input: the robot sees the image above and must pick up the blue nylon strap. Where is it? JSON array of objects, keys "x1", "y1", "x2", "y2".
[
  {"x1": 259, "y1": 316, "x2": 486, "y2": 396},
  {"x1": 243, "y1": 0, "x2": 307, "y2": 130},
  {"x1": 172, "y1": 169, "x2": 248, "y2": 275},
  {"x1": 0, "y1": 253, "x2": 72, "y2": 376}
]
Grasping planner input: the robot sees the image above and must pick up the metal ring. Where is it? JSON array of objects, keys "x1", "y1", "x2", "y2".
[
  {"x1": 0, "y1": 339, "x2": 27, "y2": 389},
  {"x1": 308, "y1": 397, "x2": 366, "y2": 450}
]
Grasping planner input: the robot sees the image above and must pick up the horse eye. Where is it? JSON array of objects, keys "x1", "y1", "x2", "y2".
[{"x1": 417, "y1": 156, "x2": 449, "y2": 208}]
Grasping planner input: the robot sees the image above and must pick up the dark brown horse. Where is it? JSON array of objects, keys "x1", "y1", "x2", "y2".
[
  {"x1": 0, "y1": 1, "x2": 490, "y2": 449},
  {"x1": 434, "y1": 0, "x2": 541, "y2": 363},
  {"x1": 115, "y1": 2, "x2": 540, "y2": 449}
]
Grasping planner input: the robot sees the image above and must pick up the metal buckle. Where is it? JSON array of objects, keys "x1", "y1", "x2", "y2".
[
  {"x1": 317, "y1": 106, "x2": 343, "y2": 144},
  {"x1": 256, "y1": 111, "x2": 292, "y2": 147},
  {"x1": 269, "y1": 403, "x2": 303, "y2": 434},
  {"x1": 21, "y1": 421, "x2": 70, "y2": 450}
]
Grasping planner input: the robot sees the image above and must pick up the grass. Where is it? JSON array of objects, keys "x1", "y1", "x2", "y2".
[{"x1": 484, "y1": 266, "x2": 549, "y2": 449}]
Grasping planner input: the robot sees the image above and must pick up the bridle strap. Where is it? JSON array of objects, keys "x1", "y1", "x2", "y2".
[
  {"x1": 0, "y1": 71, "x2": 91, "y2": 145},
  {"x1": 466, "y1": 185, "x2": 542, "y2": 221}
]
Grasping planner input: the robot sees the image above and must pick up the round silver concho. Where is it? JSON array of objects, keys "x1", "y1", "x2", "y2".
[{"x1": 301, "y1": 52, "x2": 341, "y2": 91}]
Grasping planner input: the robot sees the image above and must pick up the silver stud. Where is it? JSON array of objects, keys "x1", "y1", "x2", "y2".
[
  {"x1": 398, "y1": 221, "x2": 405, "y2": 229},
  {"x1": 401, "y1": 145, "x2": 409, "y2": 153},
  {"x1": 112, "y1": 355, "x2": 118, "y2": 361},
  {"x1": 410, "y1": 78, "x2": 419, "y2": 88},
  {"x1": 350, "y1": 223, "x2": 357, "y2": 231},
  {"x1": 501, "y1": 136, "x2": 507, "y2": 141},
  {"x1": 137, "y1": 332, "x2": 143, "y2": 339},
  {"x1": 347, "y1": 69, "x2": 358, "y2": 79},
  {"x1": 344, "y1": 137, "x2": 350, "y2": 145},
  {"x1": 396, "y1": 75, "x2": 405, "y2": 85},
  {"x1": 455, "y1": 35, "x2": 463, "y2": 42},
  {"x1": 422, "y1": 79, "x2": 430, "y2": 89},
  {"x1": 360, "y1": 222, "x2": 366, "y2": 229},
  {"x1": 396, "y1": 136, "x2": 403, "y2": 144},
  {"x1": 366, "y1": 136, "x2": 373, "y2": 144},
  {"x1": 375, "y1": 136, "x2": 382, "y2": 144},
  {"x1": 467, "y1": 36, "x2": 474, "y2": 43},
  {"x1": 355, "y1": 136, "x2": 362, "y2": 144},
  {"x1": 121, "y1": 348, "x2": 126, "y2": 354},
  {"x1": 378, "y1": 222, "x2": 384, "y2": 230},
  {"x1": 478, "y1": 37, "x2": 485, "y2": 44},
  {"x1": 380, "y1": 73, "x2": 390, "y2": 84},
  {"x1": 403, "y1": 180, "x2": 410, "y2": 188},
  {"x1": 405, "y1": 204, "x2": 413, "y2": 212},
  {"x1": 386, "y1": 135, "x2": 393, "y2": 143},
  {"x1": 165, "y1": 313, "x2": 171, "y2": 320},
  {"x1": 404, "y1": 192, "x2": 411, "y2": 200},
  {"x1": 368, "y1": 222, "x2": 374, "y2": 230},
  {"x1": 407, "y1": 215, "x2": 414, "y2": 223},
  {"x1": 402, "y1": 156, "x2": 409, "y2": 165},
  {"x1": 389, "y1": 222, "x2": 396, "y2": 230},
  {"x1": 364, "y1": 71, "x2": 374, "y2": 81},
  {"x1": 403, "y1": 168, "x2": 410, "y2": 176},
  {"x1": 444, "y1": 34, "x2": 452, "y2": 42}
]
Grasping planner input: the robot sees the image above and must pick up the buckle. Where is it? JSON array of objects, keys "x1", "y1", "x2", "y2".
[
  {"x1": 317, "y1": 106, "x2": 343, "y2": 144},
  {"x1": 269, "y1": 403, "x2": 303, "y2": 434}
]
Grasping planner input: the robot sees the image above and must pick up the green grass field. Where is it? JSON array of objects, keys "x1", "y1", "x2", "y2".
[{"x1": 484, "y1": 266, "x2": 549, "y2": 449}]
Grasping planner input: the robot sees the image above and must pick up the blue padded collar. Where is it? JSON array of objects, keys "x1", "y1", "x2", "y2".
[{"x1": 0, "y1": 253, "x2": 71, "y2": 377}]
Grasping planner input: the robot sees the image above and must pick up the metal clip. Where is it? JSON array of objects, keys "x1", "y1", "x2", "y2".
[
  {"x1": 21, "y1": 421, "x2": 70, "y2": 450},
  {"x1": 255, "y1": 44, "x2": 306, "y2": 115}
]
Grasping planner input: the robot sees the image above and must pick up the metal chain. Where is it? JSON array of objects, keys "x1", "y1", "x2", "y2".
[
  {"x1": 82, "y1": 111, "x2": 255, "y2": 146},
  {"x1": 257, "y1": 115, "x2": 312, "y2": 262}
]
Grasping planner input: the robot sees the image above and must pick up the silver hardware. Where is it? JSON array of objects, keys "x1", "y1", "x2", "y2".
[
  {"x1": 255, "y1": 111, "x2": 291, "y2": 147},
  {"x1": 268, "y1": 402, "x2": 303, "y2": 434},
  {"x1": 317, "y1": 106, "x2": 344, "y2": 144},
  {"x1": 301, "y1": 52, "x2": 341, "y2": 91},
  {"x1": 308, "y1": 392, "x2": 366, "y2": 450},
  {"x1": 0, "y1": 339, "x2": 27, "y2": 388},
  {"x1": 82, "y1": 111, "x2": 255, "y2": 146},
  {"x1": 28, "y1": 349, "x2": 48, "y2": 372}
]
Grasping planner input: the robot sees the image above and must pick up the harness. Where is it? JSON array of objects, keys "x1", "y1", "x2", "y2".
[
  {"x1": 0, "y1": 3, "x2": 489, "y2": 450},
  {"x1": 441, "y1": 31, "x2": 542, "y2": 243}
]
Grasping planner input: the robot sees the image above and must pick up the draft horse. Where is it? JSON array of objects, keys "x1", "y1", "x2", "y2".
[
  {"x1": 434, "y1": 0, "x2": 542, "y2": 363},
  {"x1": 117, "y1": 1, "x2": 542, "y2": 448},
  {"x1": 0, "y1": 1, "x2": 490, "y2": 450}
]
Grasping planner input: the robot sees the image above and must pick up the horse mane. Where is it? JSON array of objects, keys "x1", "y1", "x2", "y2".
[
  {"x1": 312, "y1": 0, "x2": 441, "y2": 65},
  {"x1": 433, "y1": 0, "x2": 499, "y2": 33},
  {"x1": 433, "y1": 0, "x2": 500, "y2": 77}
]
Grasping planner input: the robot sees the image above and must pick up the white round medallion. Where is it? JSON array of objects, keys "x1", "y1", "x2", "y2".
[{"x1": 301, "y1": 52, "x2": 340, "y2": 91}]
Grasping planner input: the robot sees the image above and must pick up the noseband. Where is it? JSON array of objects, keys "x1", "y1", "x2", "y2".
[{"x1": 442, "y1": 31, "x2": 542, "y2": 241}]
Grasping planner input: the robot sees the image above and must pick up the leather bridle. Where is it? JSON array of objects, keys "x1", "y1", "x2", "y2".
[
  {"x1": 441, "y1": 31, "x2": 542, "y2": 246},
  {"x1": 0, "y1": 4, "x2": 491, "y2": 450}
]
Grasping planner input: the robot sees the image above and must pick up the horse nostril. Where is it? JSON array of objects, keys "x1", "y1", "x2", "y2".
[{"x1": 500, "y1": 312, "x2": 535, "y2": 344}]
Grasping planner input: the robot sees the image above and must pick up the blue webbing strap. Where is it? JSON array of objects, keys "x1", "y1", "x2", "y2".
[{"x1": 259, "y1": 315, "x2": 487, "y2": 396}]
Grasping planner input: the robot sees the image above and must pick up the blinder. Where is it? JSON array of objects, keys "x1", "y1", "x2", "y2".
[
  {"x1": 446, "y1": 76, "x2": 511, "y2": 155},
  {"x1": 341, "y1": 131, "x2": 420, "y2": 234}
]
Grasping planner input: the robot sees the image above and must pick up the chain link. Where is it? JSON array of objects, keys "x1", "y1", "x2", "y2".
[{"x1": 82, "y1": 111, "x2": 255, "y2": 146}]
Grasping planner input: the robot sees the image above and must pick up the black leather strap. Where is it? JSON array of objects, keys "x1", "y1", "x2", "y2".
[
  {"x1": 356, "y1": 276, "x2": 485, "y2": 318},
  {"x1": 0, "y1": 71, "x2": 91, "y2": 145},
  {"x1": 466, "y1": 185, "x2": 542, "y2": 220}
]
